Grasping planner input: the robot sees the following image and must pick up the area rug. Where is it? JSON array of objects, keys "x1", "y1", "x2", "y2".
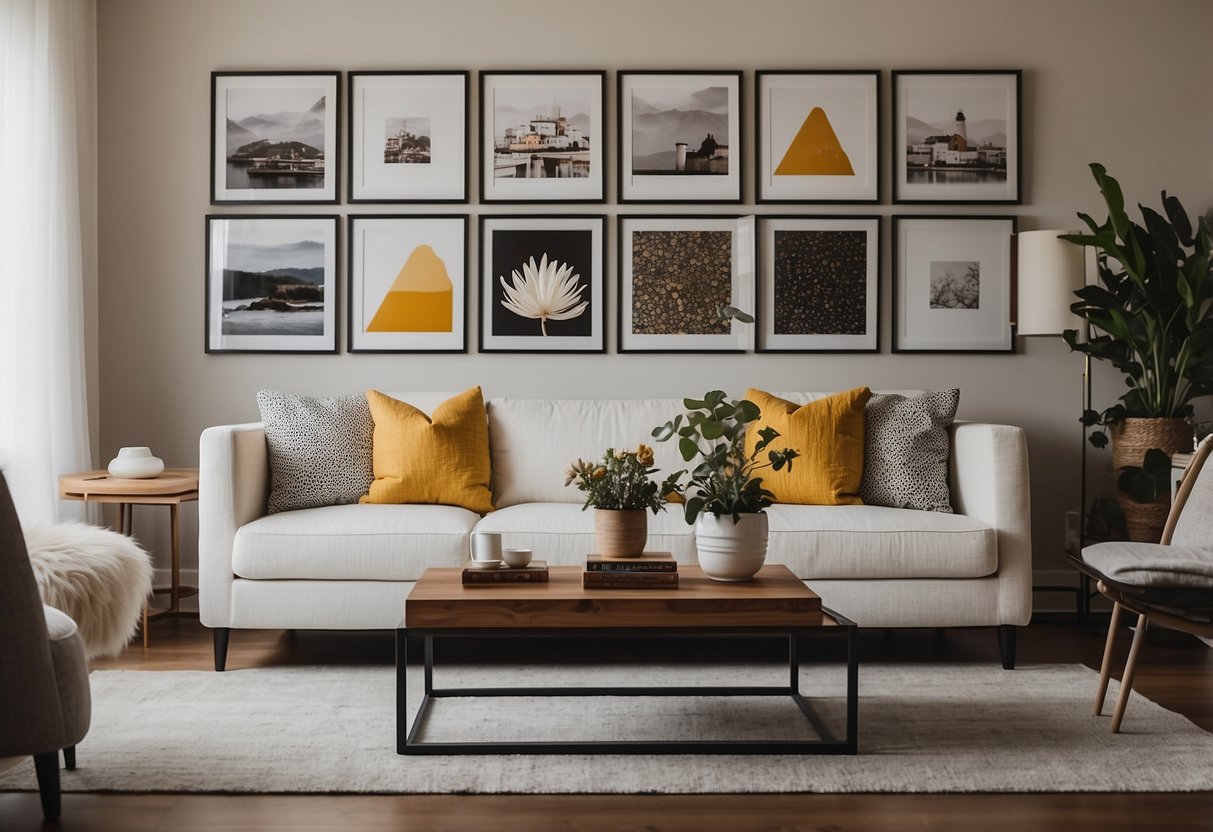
[{"x1": 2, "y1": 663, "x2": 1211, "y2": 793}]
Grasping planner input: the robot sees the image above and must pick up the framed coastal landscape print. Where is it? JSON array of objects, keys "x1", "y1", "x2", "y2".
[
  {"x1": 347, "y1": 215, "x2": 467, "y2": 353},
  {"x1": 618, "y1": 71, "x2": 742, "y2": 203},
  {"x1": 479, "y1": 71, "x2": 606, "y2": 203},
  {"x1": 618, "y1": 215, "x2": 755, "y2": 352},
  {"x1": 757, "y1": 216, "x2": 880, "y2": 352},
  {"x1": 348, "y1": 72, "x2": 468, "y2": 203},
  {"x1": 892, "y1": 215, "x2": 1016, "y2": 353},
  {"x1": 205, "y1": 215, "x2": 338, "y2": 353},
  {"x1": 479, "y1": 215, "x2": 605, "y2": 352},
  {"x1": 756, "y1": 71, "x2": 880, "y2": 203},
  {"x1": 211, "y1": 72, "x2": 340, "y2": 204},
  {"x1": 892, "y1": 70, "x2": 1021, "y2": 203}
]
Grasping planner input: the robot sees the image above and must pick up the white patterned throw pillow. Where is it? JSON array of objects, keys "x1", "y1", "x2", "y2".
[
  {"x1": 860, "y1": 389, "x2": 960, "y2": 513},
  {"x1": 257, "y1": 391, "x2": 375, "y2": 514}
]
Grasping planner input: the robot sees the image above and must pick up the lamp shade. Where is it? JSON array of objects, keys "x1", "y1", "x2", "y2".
[{"x1": 1016, "y1": 229, "x2": 1087, "y2": 336}]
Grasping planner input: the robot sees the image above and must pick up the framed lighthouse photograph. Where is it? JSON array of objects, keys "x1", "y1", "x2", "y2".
[{"x1": 892, "y1": 70, "x2": 1021, "y2": 204}]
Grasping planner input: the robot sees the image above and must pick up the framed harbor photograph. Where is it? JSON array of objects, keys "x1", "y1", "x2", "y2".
[
  {"x1": 757, "y1": 215, "x2": 880, "y2": 352},
  {"x1": 211, "y1": 72, "x2": 340, "y2": 204},
  {"x1": 755, "y1": 71, "x2": 880, "y2": 203},
  {"x1": 618, "y1": 215, "x2": 755, "y2": 352},
  {"x1": 479, "y1": 71, "x2": 606, "y2": 203},
  {"x1": 347, "y1": 215, "x2": 467, "y2": 353},
  {"x1": 892, "y1": 70, "x2": 1021, "y2": 204},
  {"x1": 479, "y1": 215, "x2": 606, "y2": 352},
  {"x1": 205, "y1": 215, "x2": 339, "y2": 353},
  {"x1": 348, "y1": 72, "x2": 468, "y2": 203},
  {"x1": 892, "y1": 215, "x2": 1016, "y2": 353},
  {"x1": 618, "y1": 71, "x2": 742, "y2": 203}
]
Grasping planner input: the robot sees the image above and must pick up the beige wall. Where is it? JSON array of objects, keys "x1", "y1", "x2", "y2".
[{"x1": 95, "y1": 0, "x2": 1213, "y2": 602}]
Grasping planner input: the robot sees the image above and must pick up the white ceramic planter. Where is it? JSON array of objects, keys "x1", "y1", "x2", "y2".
[
  {"x1": 107, "y1": 446, "x2": 165, "y2": 479},
  {"x1": 694, "y1": 512, "x2": 769, "y2": 582}
]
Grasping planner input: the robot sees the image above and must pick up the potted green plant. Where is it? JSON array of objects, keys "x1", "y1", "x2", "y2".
[
  {"x1": 565, "y1": 445, "x2": 681, "y2": 558},
  {"x1": 651, "y1": 391, "x2": 798, "y2": 581},
  {"x1": 1062, "y1": 163, "x2": 1213, "y2": 540}
]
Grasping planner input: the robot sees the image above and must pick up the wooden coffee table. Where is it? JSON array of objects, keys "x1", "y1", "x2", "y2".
[{"x1": 397, "y1": 563, "x2": 857, "y2": 755}]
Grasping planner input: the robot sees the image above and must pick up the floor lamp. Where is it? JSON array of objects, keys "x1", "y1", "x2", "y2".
[{"x1": 1015, "y1": 229, "x2": 1091, "y2": 617}]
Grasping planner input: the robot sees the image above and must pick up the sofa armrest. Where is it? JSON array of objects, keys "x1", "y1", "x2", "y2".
[
  {"x1": 949, "y1": 422, "x2": 1032, "y2": 626},
  {"x1": 199, "y1": 422, "x2": 268, "y2": 628}
]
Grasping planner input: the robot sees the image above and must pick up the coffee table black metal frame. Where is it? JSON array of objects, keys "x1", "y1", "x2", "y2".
[{"x1": 395, "y1": 607, "x2": 858, "y2": 756}]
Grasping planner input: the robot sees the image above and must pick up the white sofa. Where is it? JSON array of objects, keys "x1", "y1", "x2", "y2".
[{"x1": 199, "y1": 392, "x2": 1032, "y2": 670}]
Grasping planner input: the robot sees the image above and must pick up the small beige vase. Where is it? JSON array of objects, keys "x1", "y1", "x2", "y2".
[{"x1": 594, "y1": 509, "x2": 647, "y2": 558}]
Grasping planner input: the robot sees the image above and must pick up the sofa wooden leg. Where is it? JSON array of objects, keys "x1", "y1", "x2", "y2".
[
  {"x1": 33, "y1": 751, "x2": 61, "y2": 821},
  {"x1": 63, "y1": 745, "x2": 76, "y2": 771},
  {"x1": 998, "y1": 625, "x2": 1018, "y2": 670},
  {"x1": 213, "y1": 627, "x2": 230, "y2": 672}
]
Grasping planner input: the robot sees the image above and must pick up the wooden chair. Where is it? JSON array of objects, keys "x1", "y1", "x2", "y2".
[{"x1": 1071, "y1": 437, "x2": 1213, "y2": 732}]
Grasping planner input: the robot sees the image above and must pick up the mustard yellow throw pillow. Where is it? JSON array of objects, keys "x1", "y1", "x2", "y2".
[
  {"x1": 361, "y1": 387, "x2": 494, "y2": 514},
  {"x1": 745, "y1": 387, "x2": 871, "y2": 506}
]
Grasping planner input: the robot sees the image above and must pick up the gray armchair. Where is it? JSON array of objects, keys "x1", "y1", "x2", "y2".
[{"x1": 0, "y1": 472, "x2": 91, "y2": 820}]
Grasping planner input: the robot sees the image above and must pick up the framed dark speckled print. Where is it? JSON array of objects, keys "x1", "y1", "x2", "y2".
[
  {"x1": 756, "y1": 216, "x2": 880, "y2": 352},
  {"x1": 618, "y1": 215, "x2": 755, "y2": 352}
]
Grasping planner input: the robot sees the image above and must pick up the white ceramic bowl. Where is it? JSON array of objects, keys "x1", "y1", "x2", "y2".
[
  {"x1": 502, "y1": 548, "x2": 533, "y2": 568},
  {"x1": 107, "y1": 446, "x2": 165, "y2": 479},
  {"x1": 468, "y1": 559, "x2": 502, "y2": 570}
]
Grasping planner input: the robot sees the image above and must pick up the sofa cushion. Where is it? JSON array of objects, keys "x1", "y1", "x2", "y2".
[
  {"x1": 861, "y1": 389, "x2": 960, "y2": 513},
  {"x1": 472, "y1": 503, "x2": 697, "y2": 564},
  {"x1": 1082, "y1": 541, "x2": 1213, "y2": 589},
  {"x1": 231, "y1": 504, "x2": 479, "y2": 581},
  {"x1": 765, "y1": 504, "x2": 996, "y2": 579}
]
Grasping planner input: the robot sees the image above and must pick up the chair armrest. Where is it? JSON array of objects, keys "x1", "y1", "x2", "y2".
[
  {"x1": 950, "y1": 422, "x2": 1033, "y2": 625},
  {"x1": 198, "y1": 422, "x2": 267, "y2": 628}
]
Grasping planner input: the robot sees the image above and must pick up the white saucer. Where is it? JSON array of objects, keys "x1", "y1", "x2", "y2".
[{"x1": 468, "y1": 559, "x2": 502, "y2": 570}]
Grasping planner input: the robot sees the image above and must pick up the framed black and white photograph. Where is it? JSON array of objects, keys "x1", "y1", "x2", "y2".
[
  {"x1": 348, "y1": 72, "x2": 467, "y2": 203},
  {"x1": 618, "y1": 71, "x2": 742, "y2": 203},
  {"x1": 756, "y1": 71, "x2": 880, "y2": 203},
  {"x1": 479, "y1": 215, "x2": 605, "y2": 352},
  {"x1": 893, "y1": 215, "x2": 1016, "y2": 353},
  {"x1": 892, "y1": 70, "x2": 1021, "y2": 204},
  {"x1": 757, "y1": 216, "x2": 880, "y2": 352},
  {"x1": 618, "y1": 215, "x2": 755, "y2": 352},
  {"x1": 347, "y1": 215, "x2": 467, "y2": 353},
  {"x1": 479, "y1": 71, "x2": 606, "y2": 203},
  {"x1": 211, "y1": 72, "x2": 340, "y2": 204},
  {"x1": 205, "y1": 215, "x2": 338, "y2": 353}
]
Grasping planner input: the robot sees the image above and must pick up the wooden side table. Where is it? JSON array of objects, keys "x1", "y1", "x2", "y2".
[{"x1": 58, "y1": 468, "x2": 200, "y2": 647}]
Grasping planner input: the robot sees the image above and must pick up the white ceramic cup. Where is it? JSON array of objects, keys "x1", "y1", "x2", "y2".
[
  {"x1": 470, "y1": 531, "x2": 503, "y2": 562},
  {"x1": 502, "y1": 548, "x2": 533, "y2": 568}
]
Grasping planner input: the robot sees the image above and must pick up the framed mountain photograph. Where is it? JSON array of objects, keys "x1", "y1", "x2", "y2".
[
  {"x1": 755, "y1": 71, "x2": 880, "y2": 203},
  {"x1": 479, "y1": 215, "x2": 606, "y2": 352},
  {"x1": 348, "y1": 72, "x2": 468, "y2": 203},
  {"x1": 211, "y1": 72, "x2": 340, "y2": 204},
  {"x1": 892, "y1": 70, "x2": 1021, "y2": 204},
  {"x1": 618, "y1": 71, "x2": 742, "y2": 203},
  {"x1": 205, "y1": 215, "x2": 339, "y2": 353}
]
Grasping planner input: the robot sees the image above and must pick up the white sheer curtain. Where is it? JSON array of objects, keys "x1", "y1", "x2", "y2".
[{"x1": 0, "y1": 0, "x2": 96, "y2": 523}]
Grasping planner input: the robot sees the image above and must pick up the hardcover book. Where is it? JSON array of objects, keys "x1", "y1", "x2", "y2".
[
  {"x1": 462, "y1": 561, "x2": 549, "y2": 585},
  {"x1": 582, "y1": 570, "x2": 679, "y2": 589},
  {"x1": 585, "y1": 551, "x2": 677, "y2": 573}
]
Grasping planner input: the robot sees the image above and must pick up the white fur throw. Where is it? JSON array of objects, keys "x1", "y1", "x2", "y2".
[{"x1": 24, "y1": 522, "x2": 153, "y2": 659}]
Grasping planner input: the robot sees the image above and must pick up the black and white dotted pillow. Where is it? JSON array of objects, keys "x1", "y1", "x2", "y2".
[
  {"x1": 860, "y1": 389, "x2": 960, "y2": 513},
  {"x1": 257, "y1": 391, "x2": 374, "y2": 514}
]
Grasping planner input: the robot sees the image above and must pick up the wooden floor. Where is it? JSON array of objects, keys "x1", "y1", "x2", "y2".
[{"x1": 2, "y1": 615, "x2": 1211, "y2": 831}]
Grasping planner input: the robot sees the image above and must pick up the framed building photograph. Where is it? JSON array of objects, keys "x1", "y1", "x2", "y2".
[
  {"x1": 479, "y1": 215, "x2": 605, "y2": 352},
  {"x1": 211, "y1": 72, "x2": 340, "y2": 204},
  {"x1": 892, "y1": 215, "x2": 1017, "y2": 353},
  {"x1": 618, "y1": 71, "x2": 742, "y2": 203},
  {"x1": 618, "y1": 215, "x2": 755, "y2": 352},
  {"x1": 892, "y1": 70, "x2": 1021, "y2": 204},
  {"x1": 348, "y1": 71, "x2": 468, "y2": 203},
  {"x1": 479, "y1": 71, "x2": 606, "y2": 203},
  {"x1": 347, "y1": 215, "x2": 467, "y2": 353},
  {"x1": 205, "y1": 215, "x2": 339, "y2": 353},
  {"x1": 757, "y1": 215, "x2": 880, "y2": 352},
  {"x1": 756, "y1": 71, "x2": 880, "y2": 203}
]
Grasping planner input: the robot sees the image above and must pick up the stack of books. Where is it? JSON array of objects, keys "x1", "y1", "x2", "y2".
[
  {"x1": 583, "y1": 551, "x2": 678, "y2": 589},
  {"x1": 461, "y1": 561, "x2": 549, "y2": 585}
]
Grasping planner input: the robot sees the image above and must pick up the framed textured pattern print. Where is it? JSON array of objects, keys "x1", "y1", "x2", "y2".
[
  {"x1": 618, "y1": 215, "x2": 755, "y2": 352},
  {"x1": 757, "y1": 216, "x2": 880, "y2": 352}
]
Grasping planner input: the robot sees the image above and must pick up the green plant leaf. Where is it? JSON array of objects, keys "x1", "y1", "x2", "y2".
[
  {"x1": 678, "y1": 436, "x2": 699, "y2": 462},
  {"x1": 736, "y1": 399, "x2": 760, "y2": 422},
  {"x1": 651, "y1": 422, "x2": 675, "y2": 442},
  {"x1": 700, "y1": 419, "x2": 725, "y2": 440}
]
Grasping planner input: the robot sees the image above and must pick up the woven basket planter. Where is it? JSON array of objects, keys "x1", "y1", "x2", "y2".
[{"x1": 1110, "y1": 417, "x2": 1192, "y2": 542}]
